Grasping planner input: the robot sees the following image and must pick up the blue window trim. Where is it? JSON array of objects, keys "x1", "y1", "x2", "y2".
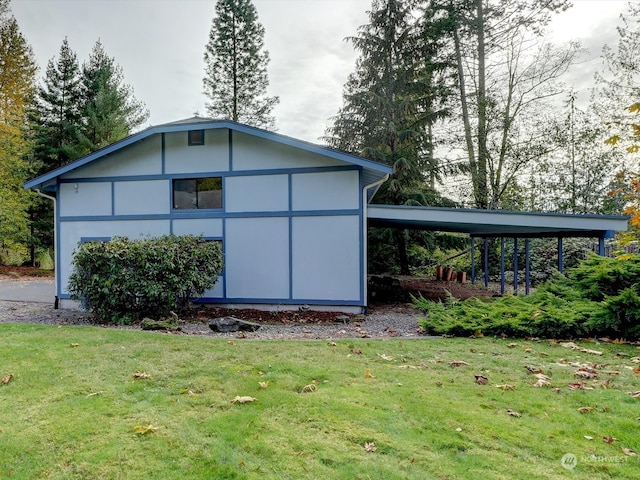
[{"x1": 188, "y1": 129, "x2": 205, "y2": 146}]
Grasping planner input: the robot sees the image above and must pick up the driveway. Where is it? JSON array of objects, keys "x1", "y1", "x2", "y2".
[{"x1": 0, "y1": 278, "x2": 55, "y2": 304}]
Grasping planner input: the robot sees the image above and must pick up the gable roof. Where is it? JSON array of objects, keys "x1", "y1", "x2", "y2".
[{"x1": 24, "y1": 117, "x2": 392, "y2": 190}]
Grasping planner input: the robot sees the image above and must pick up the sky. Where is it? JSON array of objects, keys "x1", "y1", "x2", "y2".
[{"x1": 9, "y1": 0, "x2": 631, "y2": 143}]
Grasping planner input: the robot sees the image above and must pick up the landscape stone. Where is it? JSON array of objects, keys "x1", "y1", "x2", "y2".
[{"x1": 209, "y1": 317, "x2": 262, "y2": 333}]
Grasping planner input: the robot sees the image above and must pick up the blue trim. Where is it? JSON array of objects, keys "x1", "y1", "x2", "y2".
[
  {"x1": 525, "y1": 238, "x2": 530, "y2": 295},
  {"x1": 193, "y1": 297, "x2": 364, "y2": 307},
  {"x1": 288, "y1": 216, "x2": 293, "y2": 300},
  {"x1": 80, "y1": 236, "x2": 111, "y2": 243},
  {"x1": 598, "y1": 237, "x2": 605, "y2": 256},
  {"x1": 471, "y1": 237, "x2": 475, "y2": 284},
  {"x1": 222, "y1": 218, "x2": 227, "y2": 299},
  {"x1": 24, "y1": 119, "x2": 391, "y2": 190},
  {"x1": 558, "y1": 237, "x2": 564, "y2": 272},
  {"x1": 500, "y1": 238, "x2": 505, "y2": 295},
  {"x1": 513, "y1": 238, "x2": 518, "y2": 295},
  {"x1": 55, "y1": 185, "x2": 62, "y2": 299},
  {"x1": 228, "y1": 129, "x2": 233, "y2": 171},
  {"x1": 161, "y1": 133, "x2": 165, "y2": 174},
  {"x1": 483, "y1": 238, "x2": 489, "y2": 287},
  {"x1": 111, "y1": 182, "x2": 115, "y2": 215},
  {"x1": 358, "y1": 170, "x2": 364, "y2": 303}
]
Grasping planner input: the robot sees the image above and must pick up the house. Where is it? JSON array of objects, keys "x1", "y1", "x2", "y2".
[
  {"x1": 25, "y1": 117, "x2": 629, "y2": 312},
  {"x1": 24, "y1": 118, "x2": 392, "y2": 313}
]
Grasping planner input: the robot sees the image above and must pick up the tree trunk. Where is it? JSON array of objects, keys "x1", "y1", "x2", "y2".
[
  {"x1": 394, "y1": 229, "x2": 410, "y2": 275},
  {"x1": 475, "y1": 0, "x2": 489, "y2": 209}
]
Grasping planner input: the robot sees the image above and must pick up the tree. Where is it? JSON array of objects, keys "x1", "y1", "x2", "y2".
[
  {"x1": 203, "y1": 0, "x2": 279, "y2": 129},
  {"x1": 32, "y1": 37, "x2": 84, "y2": 172},
  {"x1": 0, "y1": 1, "x2": 37, "y2": 262},
  {"x1": 80, "y1": 40, "x2": 149, "y2": 152},
  {"x1": 434, "y1": 0, "x2": 578, "y2": 209},
  {"x1": 325, "y1": 0, "x2": 453, "y2": 274}
]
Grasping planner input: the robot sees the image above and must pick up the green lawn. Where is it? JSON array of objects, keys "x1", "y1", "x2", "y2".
[{"x1": 0, "y1": 324, "x2": 638, "y2": 479}]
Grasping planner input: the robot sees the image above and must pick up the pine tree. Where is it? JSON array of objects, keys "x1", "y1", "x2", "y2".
[
  {"x1": 203, "y1": 0, "x2": 279, "y2": 129},
  {"x1": 32, "y1": 37, "x2": 84, "y2": 172},
  {"x1": 80, "y1": 40, "x2": 148, "y2": 151},
  {"x1": 0, "y1": 1, "x2": 37, "y2": 261}
]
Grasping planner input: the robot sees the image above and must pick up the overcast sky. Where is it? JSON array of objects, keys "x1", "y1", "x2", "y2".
[{"x1": 10, "y1": 0, "x2": 629, "y2": 143}]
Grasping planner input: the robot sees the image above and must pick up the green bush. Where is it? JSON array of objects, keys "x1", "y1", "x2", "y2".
[
  {"x1": 416, "y1": 253, "x2": 640, "y2": 340},
  {"x1": 68, "y1": 235, "x2": 223, "y2": 324}
]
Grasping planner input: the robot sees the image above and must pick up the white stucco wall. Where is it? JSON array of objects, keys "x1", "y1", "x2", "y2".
[
  {"x1": 59, "y1": 182, "x2": 112, "y2": 217},
  {"x1": 164, "y1": 130, "x2": 229, "y2": 173},
  {"x1": 291, "y1": 215, "x2": 360, "y2": 301}
]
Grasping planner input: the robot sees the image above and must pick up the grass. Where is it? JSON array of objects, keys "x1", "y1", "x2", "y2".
[{"x1": 0, "y1": 324, "x2": 639, "y2": 479}]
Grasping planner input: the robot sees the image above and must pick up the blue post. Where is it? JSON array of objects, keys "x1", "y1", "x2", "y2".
[
  {"x1": 558, "y1": 237, "x2": 564, "y2": 273},
  {"x1": 514, "y1": 238, "x2": 518, "y2": 295},
  {"x1": 598, "y1": 237, "x2": 605, "y2": 256},
  {"x1": 484, "y1": 238, "x2": 489, "y2": 287},
  {"x1": 525, "y1": 239, "x2": 530, "y2": 295},
  {"x1": 471, "y1": 237, "x2": 476, "y2": 284},
  {"x1": 500, "y1": 237, "x2": 505, "y2": 295}
]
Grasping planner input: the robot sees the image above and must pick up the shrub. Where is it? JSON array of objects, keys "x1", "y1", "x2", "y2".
[
  {"x1": 68, "y1": 235, "x2": 223, "y2": 324},
  {"x1": 416, "y1": 253, "x2": 640, "y2": 340}
]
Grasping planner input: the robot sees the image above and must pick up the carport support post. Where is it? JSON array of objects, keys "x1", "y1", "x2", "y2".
[
  {"x1": 525, "y1": 239, "x2": 531, "y2": 295},
  {"x1": 558, "y1": 237, "x2": 564, "y2": 273},
  {"x1": 471, "y1": 237, "x2": 476, "y2": 284},
  {"x1": 513, "y1": 238, "x2": 519, "y2": 295},
  {"x1": 598, "y1": 237, "x2": 605, "y2": 256},
  {"x1": 484, "y1": 238, "x2": 489, "y2": 287},
  {"x1": 500, "y1": 237, "x2": 505, "y2": 295}
]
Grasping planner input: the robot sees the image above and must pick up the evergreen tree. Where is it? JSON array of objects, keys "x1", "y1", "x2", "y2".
[
  {"x1": 80, "y1": 40, "x2": 148, "y2": 151},
  {"x1": 326, "y1": 0, "x2": 453, "y2": 274},
  {"x1": 203, "y1": 0, "x2": 279, "y2": 129},
  {"x1": 0, "y1": 2, "x2": 37, "y2": 262},
  {"x1": 32, "y1": 37, "x2": 84, "y2": 172}
]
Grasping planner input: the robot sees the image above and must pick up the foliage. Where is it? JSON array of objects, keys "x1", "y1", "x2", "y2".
[
  {"x1": 416, "y1": 253, "x2": 640, "y2": 340},
  {"x1": 2, "y1": 325, "x2": 640, "y2": 479},
  {"x1": 79, "y1": 40, "x2": 149, "y2": 152},
  {"x1": 203, "y1": 0, "x2": 279, "y2": 129},
  {"x1": 0, "y1": 6, "x2": 37, "y2": 261},
  {"x1": 68, "y1": 235, "x2": 223, "y2": 323}
]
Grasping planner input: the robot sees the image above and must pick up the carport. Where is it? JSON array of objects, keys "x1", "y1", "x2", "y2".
[{"x1": 367, "y1": 205, "x2": 629, "y2": 294}]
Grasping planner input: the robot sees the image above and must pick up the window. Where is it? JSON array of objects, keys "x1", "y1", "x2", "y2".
[
  {"x1": 173, "y1": 177, "x2": 222, "y2": 209},
  {"x1": 188, "y1": 129, "x2": 204, "y2": 146}
]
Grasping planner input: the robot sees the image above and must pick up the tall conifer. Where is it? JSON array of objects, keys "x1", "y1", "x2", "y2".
[{"x1": 203, "y1": 0, "x2": 279, "y2": 129}]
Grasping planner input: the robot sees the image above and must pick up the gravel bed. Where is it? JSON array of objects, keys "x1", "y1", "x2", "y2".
[{"x1": 0, "y1": 301, "x2": 427, "y2": 340}]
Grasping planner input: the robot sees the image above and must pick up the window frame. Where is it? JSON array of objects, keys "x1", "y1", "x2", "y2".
[
  {"x1": 172, "y1": 176, "x2": 223, "y2": 210},
  {"x1": 188, "y1": 129, "x2": 205, "y2": 146}
]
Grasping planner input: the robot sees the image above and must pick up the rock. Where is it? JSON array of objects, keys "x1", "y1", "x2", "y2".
[
  {"x1": 209, "y1": 317, "x2": 261, "y2": 333},
  {"x1": 141, "y1": 316, "x2": 181, "y2": 331},
  {"x1": 335, "y1": 315, "x2": 350, "y2": 324}
]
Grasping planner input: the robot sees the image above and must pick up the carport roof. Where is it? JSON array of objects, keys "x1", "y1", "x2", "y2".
[{"x1": 367, "y1": 205, "x2": 628, "y2": 238}]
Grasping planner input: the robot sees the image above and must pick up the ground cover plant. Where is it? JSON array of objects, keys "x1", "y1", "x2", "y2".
[
  {"x1": 415, "y1": 253, "x2": 640, "y2": 340},
  {"x1": 1, "y1": 324, "x2": 639, "y2": 479}
]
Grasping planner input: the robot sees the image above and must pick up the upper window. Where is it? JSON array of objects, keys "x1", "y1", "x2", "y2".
[
  {"x1": 173, "y1": 177, "x2": 222, "y2": 209},
  {"x1": 188, "y1": 129, "x2": 204, "y2": 146}
]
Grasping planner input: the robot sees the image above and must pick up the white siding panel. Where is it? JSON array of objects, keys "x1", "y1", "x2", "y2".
[
  {"x1": 232, "y1": 131, "x2": 344, "y2": 171},
  {"x1": 172, "y1": 218, "x2": 223, "y2": 237},
  {"x1": 59, "y1": 182, "x2": 111, "y2": 217},
  {"x1": 225, "y1": 175, "x2": 289, "y2": 212},
  {"x1": 225, "y1": 217, "x2": 289, "y2": 299},
  {"x1": 62, "y1": 136, "x2": 162, "y2": 179},
  {"x1": 114, "y1": 180, "x2": 169, "y2": 215},
  {"x1": 292, "y1": 170, "x2": 359, "y2": 211},
  {"x1": 59, "y1": 220, "x2": 170, "y2": 294},
  {"x1": 165, "y1": 130, "x2": 229, "y2": 173},
  {"x1": 292, "y1": 216, "x2": 360, "y2": 301}
]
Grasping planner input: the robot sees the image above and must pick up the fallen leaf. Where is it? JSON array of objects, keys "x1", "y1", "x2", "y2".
[
  {"x1": 599, "y1": 379, "x2": 611, "y2": 389},
  {"x1": 351, "y1": 349, "x2": 363, "y2": 355},
  {"x1": 495, "y1": 384, "x2": 516, "y2": 391},
  {"x1": 378, "y1": 354, "x2": 394, "y2": 361},
  {"x1": 534, "y1": 373, "x2": 551, "y2": 381},
  {"x1": 1, "y1": 374, "x2": 13, "y2": 385},
  {"x1": 300, "y1": 384, "x2": 317, "y2": 393},
  {"x1": 133, "y1": 372, "x2": 151, "y2": 379},
  {"x1": 507, "y1": 343, "x2": 518, "y2": 348},
  {"x1": 133, "y1": 424, "x2": 159, "y2": 435},
  {"x1": 70, "y1": 343, "x2": 80, "y2": 347},
  {"x1": 560, "y1": 342, "x2": 603, "y2": 355},
  {"x1": 603, "y1": 435, "x2": 617, "y2": 444},
  {"x1": 475, "y1": 375, "x2": 488, "y2": 385},
  {"x1": 231, "y1": 396, "x2": 257, "y2": 404},
  {"x1": 455, "y1": 427, "x2": 463, "y2": 432},
  {"x1": 258, "y1": 381, "x2": 269, "y2": 389},
  {"x1": 578, "y1": 406, "x2": 594, "y2": 414},
  {"x1": 631, "y1": 357, "x2": 640, "y2": 363},
  {"x1": 569, "y1": 382, "x2": 594, "y2": 390},
  {"x1": 365, "y1": 369, "x2": 375, "y2": 379},
  {"x1": 533, "y1": 378, "x2": 551, "y2": 387},
  {"x1": 449, "y1": 360, "x2": 469, "y2": 367},
  {"x1": 622, "y1": 447, "x2": 637, "y2": 456},
  {"x1": 633, "y1": 366, "x2": 640, "y2": 374},
  {"x1": 626, "y1": 391, "x2": 640, "y2": 398},
  {"x1": 506, "y1": 409, "x2": 521, "y2": 417},
  {"x1": 524, "y1": 347, "x2": 534, "y2": 353},
  {"x1": 327, "y1": 341, "x2": 337, "y2": 347},
  {"x1": 524, "y1": 365, "x2": 544, "y2": 374},
  {"x1": 574, "y1": 370, "x2": 598, "y2": 379},
  {"x1": 584, "y1": 436, "x2": 594, "y2": 440},
  {"x1": 364, "y1": 442, "x2": 377, "y2": 452}
]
